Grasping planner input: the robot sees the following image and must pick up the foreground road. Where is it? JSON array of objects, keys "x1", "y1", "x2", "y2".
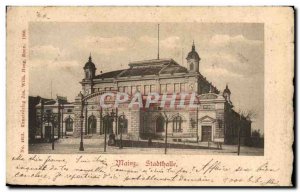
[{"x1": 29, "y1": 138, "x2": 263, "y2": 156}]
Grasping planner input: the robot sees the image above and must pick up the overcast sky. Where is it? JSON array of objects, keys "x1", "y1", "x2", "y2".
[{"x1": 29, "y1": 22, "x2": 264, "y2": 132}]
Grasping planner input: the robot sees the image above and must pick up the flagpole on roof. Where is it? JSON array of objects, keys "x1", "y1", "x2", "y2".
[
  {"x1": 51, "y1": 80, "x2": 52, "y2": 99},
  {"x1": 157, "y1": 24, "x2": 160, "y2": 60}
]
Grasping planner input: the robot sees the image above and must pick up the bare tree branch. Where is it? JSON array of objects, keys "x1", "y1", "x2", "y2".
[{"x1": 236, "y1": 108, "x2": 257, "y2": 121}]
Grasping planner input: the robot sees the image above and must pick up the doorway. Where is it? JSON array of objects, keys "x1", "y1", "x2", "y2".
[{"x1": 201, "y1": 125, "x2": 212, "y2": 142}]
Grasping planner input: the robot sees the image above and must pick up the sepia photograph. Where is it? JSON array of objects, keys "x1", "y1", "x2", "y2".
[
  {"x1": 6, "y1": 7, "x2": 293, "y2": 186},
  {"x1": 28, "y1": 22, "x2": 264, "y2": 155}
]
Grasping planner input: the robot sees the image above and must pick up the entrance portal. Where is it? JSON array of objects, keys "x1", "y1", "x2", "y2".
[{"x1": 201, "y1": 125, "x2": 212, "y2": 142}]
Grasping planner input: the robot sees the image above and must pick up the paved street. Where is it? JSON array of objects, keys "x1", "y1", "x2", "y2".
[{"x1": 29, "y1": 137, "x2": 264, "y2": 156}]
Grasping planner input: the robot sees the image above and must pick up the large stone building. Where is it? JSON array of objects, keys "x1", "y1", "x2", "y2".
[{"x1": 33, "y1": 42, "x2": 251, "y2": 145}]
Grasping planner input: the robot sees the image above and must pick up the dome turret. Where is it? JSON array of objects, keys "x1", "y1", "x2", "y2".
[
  {"x1": 186, "y1": 41, "x2": 200, "y2": 61},
  {"x1": 186, "y1": 41, "x2": 200, "y2": 72},
  {"x1": 84, "y1": 54, "x2": 96, "y2": 70},
  {"x1": 83, "y1": 54, "x2": 96, "y2": 79}
]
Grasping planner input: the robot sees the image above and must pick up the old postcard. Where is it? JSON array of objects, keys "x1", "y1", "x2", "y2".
[{"x1": 6, "y1": 7, "x2": 294, "y2": 186}]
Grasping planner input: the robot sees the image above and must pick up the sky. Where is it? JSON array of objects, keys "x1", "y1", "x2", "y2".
[{"x1": 29, "y1": 22, "x2": 264, "y2": 132}]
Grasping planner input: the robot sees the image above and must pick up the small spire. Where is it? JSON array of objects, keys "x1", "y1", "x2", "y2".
[
  {"x1": 89, "y1": 53, "x2": 92, "y2": 62},
  {"x1": 192, "y1": 40, "x2": 195, "y2": 51}
]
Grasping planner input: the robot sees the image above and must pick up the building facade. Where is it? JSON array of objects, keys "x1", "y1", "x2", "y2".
[{"x1": 33, "y1": 42, "x2": 251, "y2": 145}]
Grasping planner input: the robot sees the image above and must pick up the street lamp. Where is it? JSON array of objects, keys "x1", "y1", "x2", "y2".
[
  {"x1": 196, "y1": 107, "x2": 199, "y2": 143},
  {"x1": 79, "y1": 101, "x2": 84, "y2": 151},
  {"x1": 162, "y1": 111, "x2": 169, "y2": 155},
  {"x1": 103, "y1": 112, "x2": 109, "y2": 152},
  {"x1": 237, "y1": 114, "x2": 242, "y2": 156},
  {"x1": 52, "y1": 115, "x2": 58, "y2": 150},
  {"x1": 61, "y1": 104, "x2": 64, "y2": 138},
  {"x1": 118, "y1": 112, "x2": 126, "y2": 149}
]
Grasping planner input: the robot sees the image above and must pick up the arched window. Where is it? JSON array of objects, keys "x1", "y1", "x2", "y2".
[
  {"x1": 173, "y1": 116, "x2": 182, "y2": 132},
  {"x1": 190, "y1": 63, "x2": 194, "y2": 71},
  {"x1": 88, "y1": 115, "x2": 97, "y2": 134},
  {"x1": 65, "y1": 117, "x2": 73, "y2": 132},
  {"x1": 156, "y1": 116, "x2": 165, "y2": 133}
]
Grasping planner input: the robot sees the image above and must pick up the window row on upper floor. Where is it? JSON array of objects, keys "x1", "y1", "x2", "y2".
[{"x1": 93, "y1": 83, "x2": 188, "y2": 95}]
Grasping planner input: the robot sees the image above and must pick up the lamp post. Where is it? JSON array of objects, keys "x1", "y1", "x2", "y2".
[
  {"x1": 196, "y1": 107, "x2": 199, "y2": 143},
  {"x1": 119, "y1": 112, "x2": 125, "y2": 149},
  {"x1": 237, "y1": 114, "x2": 241, "y2": 155},
  {"x1": 61, "y1": 104, "x2": 64, "y2": 138},
  {"x1": 40, "y1": 99, "x2": 44, "y2": 140},
  {"x1": 79, "y1": 101, "x2": 84, "y2": 151},
  {"x1": 52, "y1": 119, "x2": 55, "y2": 150},
  {"x1": 163, "y1": 112, "x2": 169, "y2": 155},
  {"x1": 103, "y1": 113, "x2": 109, "y2": 152},
  {"x1": 58, "y1": 103, "x2": 61, "y2": 139}
]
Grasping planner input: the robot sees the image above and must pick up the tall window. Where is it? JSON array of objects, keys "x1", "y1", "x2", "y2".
[
  {"x1": 132, "y1": 86, "x2": 137, "y2": 93},
  {"x1": 190, "y1": 63, "x2": 194, "y2": 71},
  {"x1": 156, "y1": 116, "x2": 165, "y2": 132},
  {"x1": 65, "y1": 117, "x2": 73, "y2": 132},
  {"x1": 150, "y1": 85, "x2": 156, "y2": 92},
  {"x1": 180, "y1": 83, "x2": 185, "y2": 92},
  {"x1": 166, "y1": 84, "x2": 173, "y2": 93},
  {"x1": 136, "y1": 85, "x2": 141, "y2": 92},
  {"x1": 124, "y1": 86, "x2": 128, "y2": 93},
  {"x1": 174, "y1": 83, "x2": 180, "y2": 93},
  {"x1": 144, "y1": 85, "x2": 150, "y2": 94},
  {"x1": 160, "y1": 84, "x2": 167, "y2": 93},
  {"x1": 172, "y1": 116, "x2": 182, "y2": 132},
  {"x1": 88, "y1": 115, "x2": 97, "y2": 134}
]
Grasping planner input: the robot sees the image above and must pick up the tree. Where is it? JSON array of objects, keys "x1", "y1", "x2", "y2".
[
  {"x1": 237, "y1": 108, "x2": 257, "y2": 122},
  {"x1": 252, "y1": 129, "x2": 261, "y2": 138}
]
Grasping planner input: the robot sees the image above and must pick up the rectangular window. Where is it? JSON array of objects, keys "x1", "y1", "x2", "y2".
[
  {"x1": 136, "y1": 85, "x2": 141, "y2": 92},
  {"x1": 174, "y1": 83, "x2": 180, "y2": 93},
  {"x1": 144, "y1": 85, "x2": 150, "y2": 94},
  {"x1": 129, "y1": 86, "x2": 132, "y2": 94},
  {"x1": 166, "y1": 84, "x2": 173, "y2": 93},
  {"x1": 132, "y1": 86, "x2": 137, "y2": 93},
  {"x1": 150, "y1": 85, "x2": 156, "y2": 92},
  {"x1": 160, "y1": 84, "x2": 167, "y2": 93},
  {"x1": 67, "y1": 109, "x2": 72, "y2": 113},
  {"x1": 180, "y1": 83, "x2": 185, "y2": 92}
]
